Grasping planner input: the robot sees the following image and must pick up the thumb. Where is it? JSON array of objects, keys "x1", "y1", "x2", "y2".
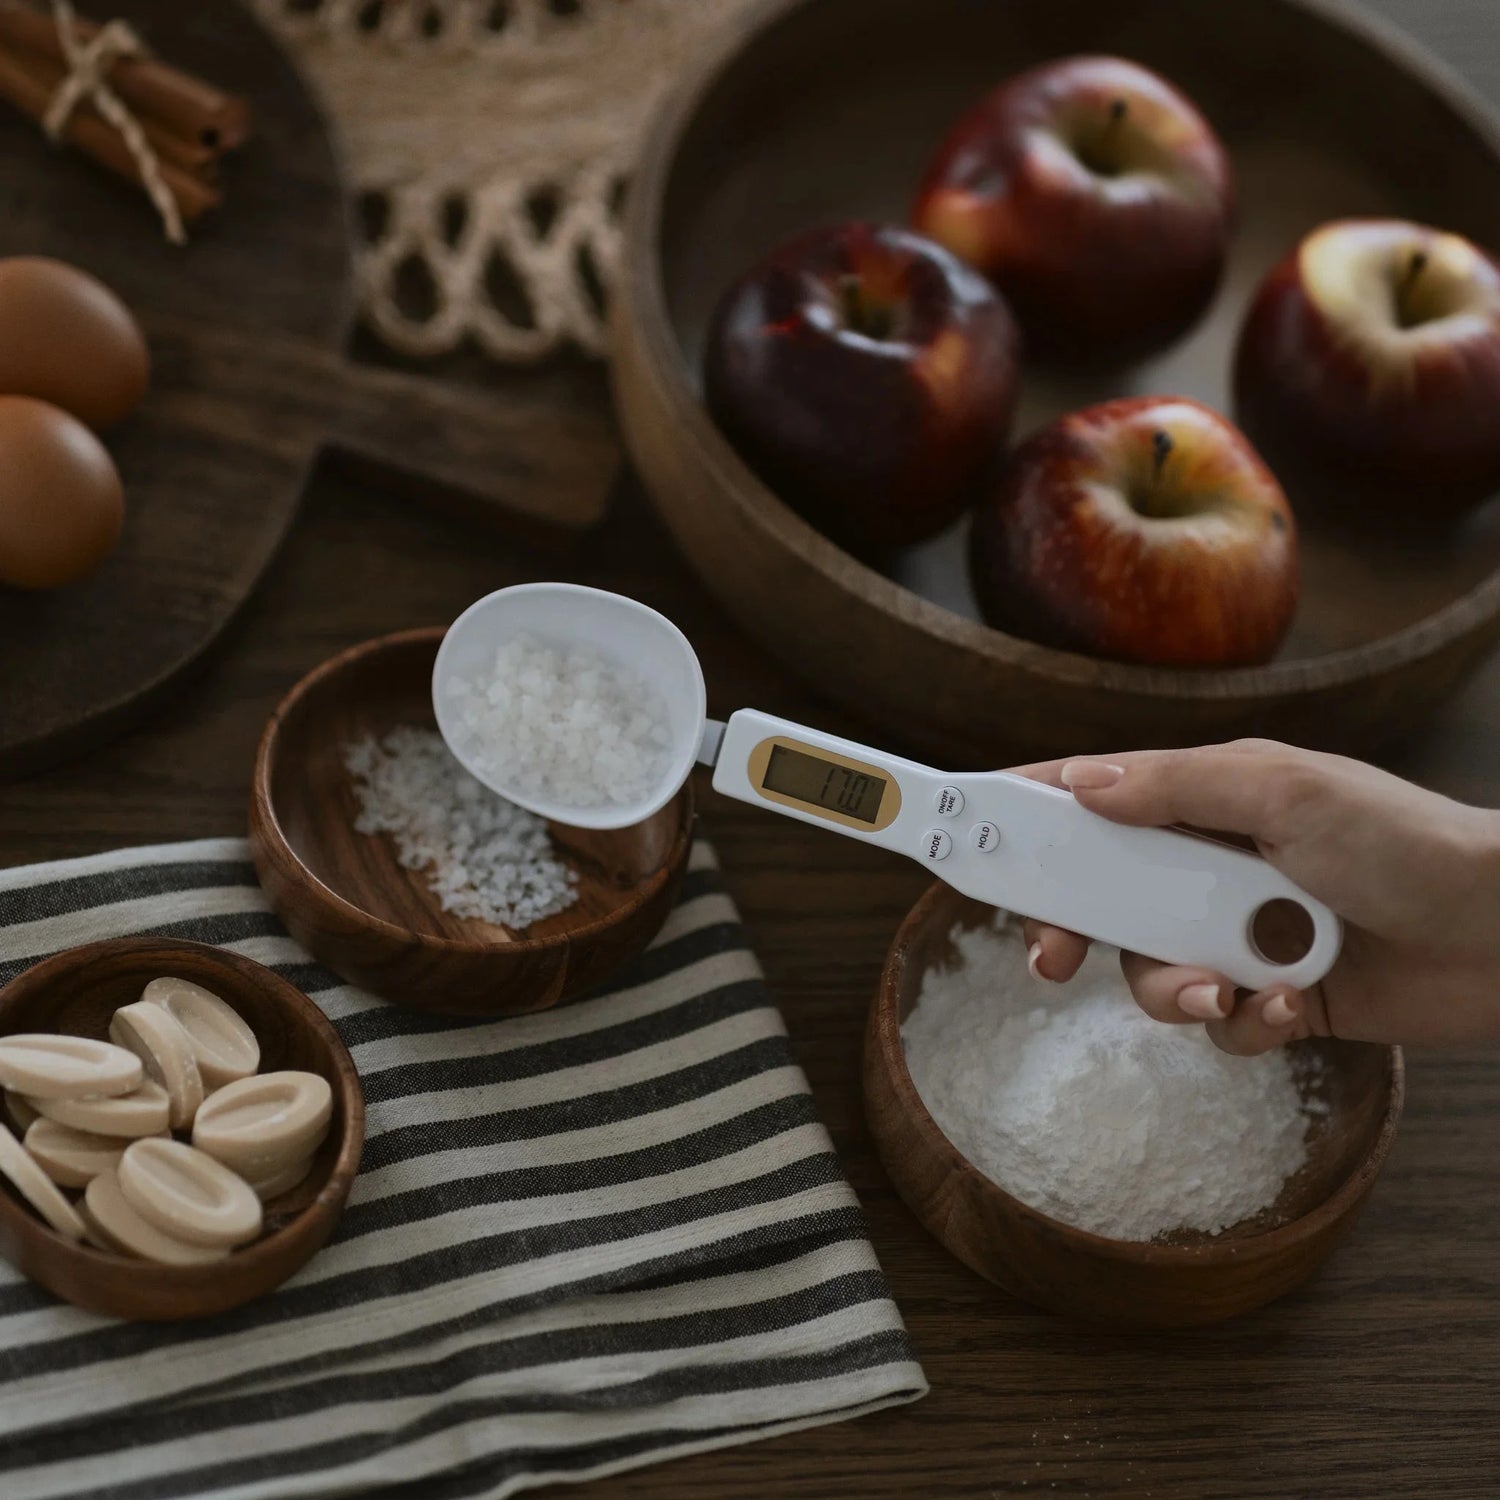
[{"x1": 1055, "y1": 745, "x2": 1301, "y2": 848}]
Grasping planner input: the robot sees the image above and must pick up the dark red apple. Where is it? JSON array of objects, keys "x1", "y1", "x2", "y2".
[
  {"x1": 912, "y1": 55, "x2": 1234, "y2": 364},
  {"x1": 702, "y1": 222, "x2": 1021, "y2": 552},
  {"x1": 970, "y1": 396, "x2": 1296, "y2": 667},
  {"x1": 1235, "y1": 218, "x2": 1500, "y2": 505}
]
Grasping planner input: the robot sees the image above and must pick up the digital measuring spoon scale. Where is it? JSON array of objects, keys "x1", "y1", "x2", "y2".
[{"x1": 433, "y1": 584, "x2": 1341, "y2": 994}]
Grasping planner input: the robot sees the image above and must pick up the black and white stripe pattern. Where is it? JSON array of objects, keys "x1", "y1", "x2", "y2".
[{"x1": 0, "y1": 839, "x2": 925, "y2": 1500}]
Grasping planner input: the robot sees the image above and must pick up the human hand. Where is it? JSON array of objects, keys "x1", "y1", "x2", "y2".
[{"x1": 1014, "y1": 740, "x2": 1500, "y2": 1055}]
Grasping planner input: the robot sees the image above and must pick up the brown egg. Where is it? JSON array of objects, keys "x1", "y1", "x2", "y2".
[
  {"x1": 0, "y1": 258, "x2": 149, "y2": 430},
  {"x1": 0, "y1": 396, "x2": 124, "y2": 589}
]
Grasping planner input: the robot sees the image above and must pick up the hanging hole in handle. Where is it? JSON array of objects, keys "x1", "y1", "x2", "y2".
[{"x1": 1248, "y1": 898, "x2": 1316, "y2": 967}]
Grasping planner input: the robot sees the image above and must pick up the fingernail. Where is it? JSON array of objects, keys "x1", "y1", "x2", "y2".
[
  {"x1": 1263, "y1": 992, "x2": 1299, "y2": 1027},
  {"x1": 1178, "y1": 982, "x2": 1226, "y2": 1021},
  {"x1": 1060, "y1": 760, "x2": 1125, "y2": 790},
  {"x1": 1027, "y1": 941, "x2": 1047, "y2": 982}
]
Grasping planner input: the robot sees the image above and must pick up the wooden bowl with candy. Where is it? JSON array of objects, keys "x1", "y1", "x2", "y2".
[
  {"x1": 864, "y1": 882, "x2": 1405, "y2": 1328},
  {"x1": 0, "y1": 936, "x2": 363, "y2": 1321},
  {"x1": 249, "y1": 628, "x2": 695, "y2": 1016}
]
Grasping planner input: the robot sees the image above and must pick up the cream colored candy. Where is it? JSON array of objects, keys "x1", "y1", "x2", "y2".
[
  {"x1": 0, "y1": 1120, "x2": 85, "y2": 1240},
  {"x1": 77, "y1": 1194, "x2": 125, "y2": 1253},
  {"x1": 118, "y1": 1138, "x2": 262, "y2": 1248},
  {"x1": 109, "y1": 1000, "x2": 204, "y2": 1129},
  {"x1": 141, "y1": 977, "x2": 259, "y2": 1092},
  {"x1": 29, "y1": 1077, "x2": 171, "y2": 1138},
  {"x1": 23, "y1": 1117, "x2": 127, "y2": 1188},
  {"x1": 0, "y1": 1034, "x2": 142, "y2": 1100},
  {"x1": 192, "y1": 1071, "x2": 331, "y2": 1175},
  {"x1": 243, "y1": 1154, "x2": 315, "y2": 1202},
  {"x1": 4, "y1": 1091, "x2": 39, "y2": 1134},
  {"x1": 84, "y1": 1170, "x2": 228, "y2": 1266}
]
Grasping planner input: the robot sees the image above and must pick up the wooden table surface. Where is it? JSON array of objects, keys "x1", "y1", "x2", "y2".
[{"x1": 5, "y1": 1, "x2": 1500, "y2": 1495}]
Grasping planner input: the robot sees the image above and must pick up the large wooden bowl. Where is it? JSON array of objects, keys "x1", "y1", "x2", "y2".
[
  {"x1": 250, "y1": 628, "x2": 694, "y2": 1015},
  {"x1": 865, "y1": 883, "x2": 1404, "y2": 1327},
  {"x1": 614, "y1": 0, "x2": 1500, "y2": 763},
  {"x1": 0, "y1": 937, "x2": 363, "y2": 1321}
]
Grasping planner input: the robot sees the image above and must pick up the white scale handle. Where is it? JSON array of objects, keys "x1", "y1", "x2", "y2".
[{"x1": 711, "y1": 709, "x2": 1341, "y2": 993}]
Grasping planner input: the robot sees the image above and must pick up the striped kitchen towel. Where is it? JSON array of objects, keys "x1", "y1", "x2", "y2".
[{"x1": 0, "y1": 838, "x2": 925, "y2": 1500}]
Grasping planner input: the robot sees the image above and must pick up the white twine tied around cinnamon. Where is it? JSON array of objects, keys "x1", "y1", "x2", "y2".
[{"x1": 41, "y1": 0, "x2": 184, "y2": 243}]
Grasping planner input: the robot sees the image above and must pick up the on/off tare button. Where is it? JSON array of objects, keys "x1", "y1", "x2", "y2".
[
  {"x1": 969, "y1": 821, "x2": 1000, "y2": 853},
  {"x1": 921, "y1": 828, "x2": 952, "y2": 862},
  {"x1": 935, "y1": 786, "x2": 965, "y2": 818}
]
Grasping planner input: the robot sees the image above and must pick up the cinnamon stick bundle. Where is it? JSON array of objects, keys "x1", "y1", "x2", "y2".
[
  {"x1": 0, "y1": 2, "x2": 250, "y2": 234},
  {"x1": 0, "y1": 38, "x2": 219, "y2": 221},
  {"x1": 0, "y1": 3, "x2": 247, "y2": 147}
]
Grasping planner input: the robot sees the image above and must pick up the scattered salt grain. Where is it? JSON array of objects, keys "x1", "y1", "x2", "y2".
[
  {"x1": 443, "y1": 633, "x2": 673, "y2": 811},
  {"x1": 344, "y1": 726, "x2": 577, "y2": 929},
  {"x1": 901, "y1": 914, "x2": 1313, "y2": 1242}
]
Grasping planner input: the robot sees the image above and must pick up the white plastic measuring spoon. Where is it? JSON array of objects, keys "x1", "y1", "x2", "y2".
[
  {"x1": 432, "y1": 582, "x2": 708, "y2": 831},
  {"x1": 433, "y1": 584, "x2": 1342, "y2": 994}
]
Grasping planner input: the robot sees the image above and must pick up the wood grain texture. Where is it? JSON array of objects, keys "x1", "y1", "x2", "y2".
[
  {"x1": 249, "y1": 627, "x2": 693, "y2": 1014},
  {"x1": 0, "y1": 0, "x2": 1495, "y2": 1487},
  {"x1": 0, "y1": 0, "x2": 616, "y2": 780},
  {"x1": 614, "y1": 0, "x2": 1500, "y2": 766},
  {"x1": 0, "y1": 936, "x2": 363, "y2": 1321},
  {"x1": 866, "y1": 883, "x2": 1403, "y2": 1328}
]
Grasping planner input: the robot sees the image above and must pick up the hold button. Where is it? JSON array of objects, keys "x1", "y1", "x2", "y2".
[{"x1": 970, "y1": 821, "x2": 1000, "y2": 853}]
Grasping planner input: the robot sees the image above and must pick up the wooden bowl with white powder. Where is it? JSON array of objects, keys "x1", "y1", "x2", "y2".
[
  {"x1": 865, "y1": 882, "x2": 1404, "y2": 1328},
  {"x1": 250, "y1": 629, "x2": 694, "y2": 1016}
]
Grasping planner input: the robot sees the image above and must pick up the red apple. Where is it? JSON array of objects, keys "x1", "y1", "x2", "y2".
[
  {"x1": 702, "y1": 222, "x2": 1021, "y2": 552},
  {"x1": 970, "y1": 396, "x2": 1296, "y2": 667},
  {"x1": 912, "y1": 55, "x2": 1234, "y2": 364},
  {"x1": 1235, "y1": 218, "x2": 1500, "y2": 505}
]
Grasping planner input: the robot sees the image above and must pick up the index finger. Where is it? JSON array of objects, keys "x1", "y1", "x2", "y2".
[
  {"x1": 1008, "y1": 741, "x2": 1267, "y2": 789},
  {"x1": 1005, "y1": 743, "x2": 1302, "y2": 847}
]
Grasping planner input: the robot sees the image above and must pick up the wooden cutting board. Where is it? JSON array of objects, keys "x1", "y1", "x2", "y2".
[{"x1": 0, "y1": 0, "x2": 618, "y2": 778}]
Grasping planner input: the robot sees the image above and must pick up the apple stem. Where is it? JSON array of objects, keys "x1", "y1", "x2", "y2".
[
  {"x1": 1077, "y1": 98, "x2": 1129, "y2": 177},
  {"x1": 840, "y1": 275, "x2": 861, "y2": 328},
  {"x1": 1396, "y1": 250, "x2": 1429, "y2": 327},
  {"x1": 839, "y1": 274, "x2": 893, "y2": 340},
  {"x1": 1152, "y1": 429, "x2": 1173, "y2": 480}
]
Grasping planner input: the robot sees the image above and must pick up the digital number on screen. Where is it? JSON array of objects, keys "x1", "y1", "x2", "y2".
[{"x1": 761, "y1": 744, "x2": 886, "y2": 825}]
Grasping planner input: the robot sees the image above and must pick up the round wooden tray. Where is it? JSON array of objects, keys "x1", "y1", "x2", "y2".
[
  {"x1": 613, "y1": 0, "x2": 1500, "y2": 763},
  {"x1": 0, "y1": 0, "x2": 344, "y2": 777},
  {"x1": 0, "y1": 0, "x2": 614, "y2": 780}
]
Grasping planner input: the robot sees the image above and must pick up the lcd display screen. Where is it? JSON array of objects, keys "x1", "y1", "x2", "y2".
[{"x1": 762, "y1": 744, "x2": 886, "y2": 824}]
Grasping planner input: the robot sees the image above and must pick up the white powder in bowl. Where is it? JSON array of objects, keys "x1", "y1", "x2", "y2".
[
  {"x1": 443, "y1": 634, "x2": 674, "y2": 811},
  {"x1": 345, "y1": 726, "x2": 577, "y2": 929},
  {"x1": 901, "y1": 915, "x2": 1312, "y2": 1242}
]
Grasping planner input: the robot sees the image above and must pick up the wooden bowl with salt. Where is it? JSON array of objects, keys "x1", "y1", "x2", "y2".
[
  {"x1": 865, "y1": 882, "x2": 1404, "y2": 1328},
  {"x1": 250, "y1": 628, "x2": 694, "y2": 1016},
  {"x1": 0, "y1": 936, "x2": 363, "y2": 1321}
]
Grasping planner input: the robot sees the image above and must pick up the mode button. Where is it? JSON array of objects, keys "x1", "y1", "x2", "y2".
[{"x1": 921, "y1": 829, "x2": 952, "y2": 862}]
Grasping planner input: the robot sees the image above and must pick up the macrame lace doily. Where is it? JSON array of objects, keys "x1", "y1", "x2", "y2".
[{"x1": 254, "y1": 0, "x2": 755, "y2": 364}]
